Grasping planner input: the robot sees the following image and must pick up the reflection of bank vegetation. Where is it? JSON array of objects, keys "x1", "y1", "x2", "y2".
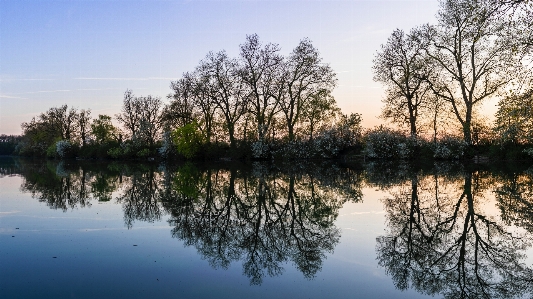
[
  {"x1": 494, "y1": 171, "x2": 533, "y2": 234},
  {"x1": 375, "y1": 169, "x2": 533, "y2": 299},
  {"x1": 160, "y1": 163, "x2": 362, "y2": 284},
  {"x1": 10, "y1": 159, "x2": 362, "y2": 285},
  {"x1": 7, "y1": 158, "x2": 533, "y2": 294}
]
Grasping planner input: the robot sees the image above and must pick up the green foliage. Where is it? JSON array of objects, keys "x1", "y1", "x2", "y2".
[
  {"x1": 20, "y1": 117, "x2": 62, "y2": 157},
  {"x1": 91, "y1": 114, "x2": 119, "y2": 144},
  {"x1": 106, "y1": 142, "x2": 156, "y2": 160},
  {"x1": 91, "y1": 175, "x2": 114, "y2": 202},
  {"x1": 46, "y1": 143, "x2": 58, "y2": 159},
  {"x1": 171, "y1": 122, "x2": 205, "y2": 159},
  {"x1": 136, "y1": 148, "x2": 150, "y2": 158},
  {"x1": 0, "y1": 135, "x2": 21, "y2": 155},
  {"x1": 172, "y1": 163, "x2": 200, "y2": 198},
  {"x1": 78, "y1": 140, "x2": 120, "y2": 159},
  {"x1": 107, "y1": 147, "x2": 123, "y2": 159},
  {"x1": 494, "y1": 89, "x2": 533, "y2": 145}
]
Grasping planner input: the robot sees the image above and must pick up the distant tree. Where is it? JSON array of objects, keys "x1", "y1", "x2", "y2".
[
  {"x1": 137, "y1": 95, "x2": 163, "y2": 147},
  {"x1": 19, "y1": 104, "x2": 83, "y2": 156},
  {"x1": 20, "y1": 117, "x2": 60, "y2": 155},
  {"x1": 39, "y1": 105, "x2": 78, "y2": 141},
  {"x1": 116, "y1": 90, "x2": 141, "y2": 140},
  {"x1": 77, "y1": 109, "x2": 91, "y2": 147},
  {"x1": 91, "y1": 115, "x2": 119, "y2": 144},
  {"x1": 0, "y1": 135, "x2": 22, "y2": 155},
  {"x1": 165, "y1": 35, "x2": 341, "y2": 154},
  {"x1": 373, "y1": 28, "x2": 432, "y2": 138},
  {"x1": 116, "y1": 90, "x2": 163, "y2": 147},
  {"x1": 171, "y1": 121, "x2": 205, "y2": 159},
  {"x1": 190, "y1": 72, "x2": 218, "y2": 144},
  {"x1": 301, "y1": 89, "x2": 339, "y2": 140},
  {"x1": 336, "y1": 112, "x2": 363, "y2": 147},
  {"x1": 165, "y1": 74, "x2": 197, "y2": 130},
  {"x1": 167, "y1": 71, "x2": 218, "y2": 143}
]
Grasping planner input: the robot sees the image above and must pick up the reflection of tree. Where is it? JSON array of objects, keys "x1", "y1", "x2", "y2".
[
  {"x1": 495, "y1": 172, "x2": 533, "y2": 233},
  {"x1": 90, "y1": 171, "x2": 119, "y2": 202},
  {"x1": 14, "y1": 160, "x2": 128, "y2": 211},
  {"x1": 0, "y1": 157, "x2": 18, "y2": 178},
  {"x1": 364, "y1": 161, "x2": 413, "y2": 189},
  {"x1": 377, "y1": 171, "x2": 533, "y2": 299},
  {"x1": 10, "y1": 158, "x2": 363, "y2": 285},
  {"x1": 116, "y1": 166, "x2": 164, "y2": 229},
  {"x1": 161, "y1": 162, "x2": 360, "y2": 285},
  {"x1": 19, "y1": 161, "x2": 93, "y2": 211}
]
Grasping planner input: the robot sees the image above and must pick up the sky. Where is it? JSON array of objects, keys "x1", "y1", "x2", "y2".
[{"x1": 0, "y1": 0, "x2": 442, "y2": 135}]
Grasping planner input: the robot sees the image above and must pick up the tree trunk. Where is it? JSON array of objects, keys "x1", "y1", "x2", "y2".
[
  {"x1": 463, "y1": 107, "x2": 472, "y2": 146},
  {"x1": 228, "y1": 124, "x2": 236, "y2": 152},
  {"x1": 288, "y1": 124, "x2": 295, "y2": 141}
]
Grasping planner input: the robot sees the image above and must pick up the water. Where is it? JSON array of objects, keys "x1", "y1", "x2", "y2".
[{"x1": 1, "y1": 157, "x2": 532, "y2": 299}]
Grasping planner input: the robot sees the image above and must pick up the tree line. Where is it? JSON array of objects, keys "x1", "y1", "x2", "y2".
[
  {"x1": 13, "y1": 34, "x2": 362, "y2": 160},
  {"x1": 7, "y1": 0, "x2": 533, "y2": 161}
]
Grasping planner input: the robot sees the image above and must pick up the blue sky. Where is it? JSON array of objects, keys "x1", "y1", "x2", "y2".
[{"x1": 0, "y1": 0, "x2": 440, "y2": 135}]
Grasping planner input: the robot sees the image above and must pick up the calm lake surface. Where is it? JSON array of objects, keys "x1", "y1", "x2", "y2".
[{"x1": 1, "y1": 157, "x2": 533, "y2": 299}]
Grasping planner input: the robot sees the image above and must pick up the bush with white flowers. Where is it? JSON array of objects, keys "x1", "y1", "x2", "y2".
[
  {"x1": 363, "y1": 127, "x2": 413, "y2": 160},
  {"x1": 55, "y1": 161, "x2": 69, "y2": 177},
  {"x1": 311, "y1": 128, "x2": 346, "y2": 158},
  {"x1": 272, "y1": 130, "x2": 348, "y2": 160},
  {"x1": 433, "y1": 136, "x2": 468, "y2": 160},
  {"x1": 55, "y1": 140, "x2": 72, "y2": 158},
  {"x1": 251, "y1": 140, "x2": 270, "y2": 159},
  {"x1": 158, "y1": 131, "x2": 175, "y2": 158}
]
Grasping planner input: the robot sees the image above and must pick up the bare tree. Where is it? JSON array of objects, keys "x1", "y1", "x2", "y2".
[
  {"x1": 164, "y1": 75, "x2": 196, "y2": 130},
  {"x1": 137, "y1": 95, "x2": 163, "y2": 147},
  {"x1": 238, "y1": 34, "x2": 283, "y2": 143},
  {"x1": 116, "y1": 90, "x2": 162, "y2": 147},
  {"x1": 373, "y1": 28, "x2": 432, "y2": 138},
  {"x1": 424, "y1": 93, "x2": 449, "y2": 143},
  {"x1": 116, "y1": 90, "x2": 141, "y2": 139},
  {"x1": 200, "y1": 51, "x2": 248, "y2": 150},
  {"x1": 423, "y1": 0, "x2": 529, "y2": 145},
  {"x1": 77, "y1": 109, "x2": 91, "y2": 146},
  {"x1": 281, "y1": 38, "x2": 337, "y2": 141},
  {"x1": 167, "y1": 71, "x2": 219, "y2": 143}
]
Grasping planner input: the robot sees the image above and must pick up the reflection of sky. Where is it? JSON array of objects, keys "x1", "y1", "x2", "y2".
[
  {"x1": 0, "y1": 0, "x2": 439, "y2": 135},
  {"x1": 0, "y1": 176, "x2": 431, "y2": 298}
]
